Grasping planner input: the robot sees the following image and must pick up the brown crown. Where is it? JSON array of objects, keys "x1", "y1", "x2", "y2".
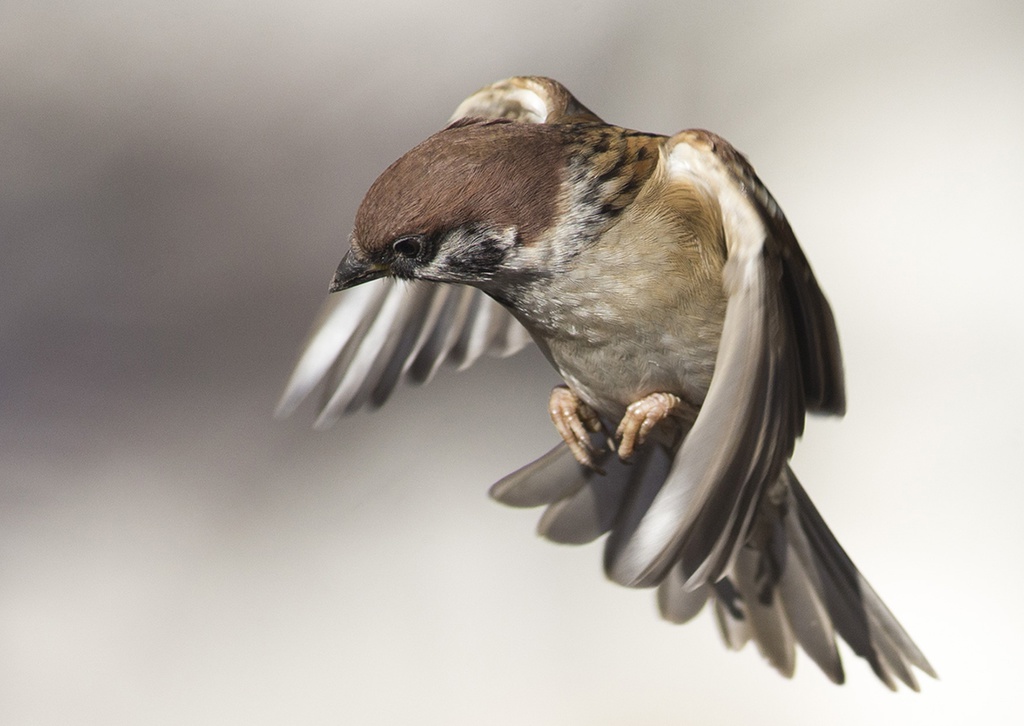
[{"x1": 353, "y1": 119, "x2": 569, "y2": 254}]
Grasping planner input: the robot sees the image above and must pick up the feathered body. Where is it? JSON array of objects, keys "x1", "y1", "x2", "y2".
[{"x1": 281, "y1": 76, "x2": 934, "y2": 689}]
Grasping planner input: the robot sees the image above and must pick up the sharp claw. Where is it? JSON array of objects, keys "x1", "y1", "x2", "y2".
[
  {"x1": 569, "y1": 439, "x2": 605, "y2": 474},
  {"x1": 617, "y1": 430, "x2": 639, "y2": 461},
  {"x1": 580, "y1": 406, "x2": 602, "y2": 434},
  {"x1": 549, "y1": 386, "x2": 606, "y2": 472},
  {"x1": 567, "y1": 415, "x2": 592, "y2": 453},
  {"x1": 614, "y1": 392, "x2": 682, "y2": 461}
]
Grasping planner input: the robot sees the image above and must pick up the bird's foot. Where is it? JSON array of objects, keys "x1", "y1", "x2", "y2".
[
  {"x1": 549, "y1": 386, "x2": 604, "y2": 472},
  {"x1": 615, "y1": 392, "x2": 681, "y2": 460}
]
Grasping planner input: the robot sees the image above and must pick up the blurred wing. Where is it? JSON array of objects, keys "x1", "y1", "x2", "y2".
[
  {"x1": 606, "y1": 130, "x2": 845, "y2": 588},
  {"x1": 276, "y1": 280, "x2": 532, "y2": 426},
  {"x1": 278, "y1": 77, "x2": 603, "y2": 425}
]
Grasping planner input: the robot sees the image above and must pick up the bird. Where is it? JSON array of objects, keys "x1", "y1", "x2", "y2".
[{"x1": 277, "y1": 76, "x2": 935, "y2": 689}]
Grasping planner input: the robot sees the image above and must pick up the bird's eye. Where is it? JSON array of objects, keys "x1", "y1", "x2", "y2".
[{"x1": 392, "y1": 235, "x2": 424, "y2": 259}]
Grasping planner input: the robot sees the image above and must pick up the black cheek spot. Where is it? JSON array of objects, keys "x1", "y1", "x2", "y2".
[{"x1": 451, "y1": 236, "x2": 507, "y2": 277}]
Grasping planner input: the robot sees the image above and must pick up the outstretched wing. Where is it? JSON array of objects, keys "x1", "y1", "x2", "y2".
[
  {"x1": 277, "y1": 77, "x2": 600, "y2": 425},
  {"x1": 605, "y1": 129, "x2": 845, "y2": 589}
]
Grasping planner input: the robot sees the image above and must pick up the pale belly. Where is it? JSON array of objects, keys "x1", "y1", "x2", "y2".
[{"x1": 543, "y1": 317, "x2": 721, "y2": 425}]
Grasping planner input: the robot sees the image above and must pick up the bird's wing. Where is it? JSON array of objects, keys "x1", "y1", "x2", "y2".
[
  {"x1": 276, "y1": 77, "x2": 601, "y2": 425},
  {"x1": 448, "y1": 75, "x2": 604, "y2": 125},
  {"x1": 605, "y1": 129, "x2": 846, "y2": 589}
]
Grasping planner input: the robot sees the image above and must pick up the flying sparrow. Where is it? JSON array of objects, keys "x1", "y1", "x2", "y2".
[{"x1": 278, "y1": 76, "x2": 934, "y2": 689}]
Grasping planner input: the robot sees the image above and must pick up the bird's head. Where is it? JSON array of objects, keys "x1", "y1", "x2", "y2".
[{"x1": 330, "y1": 118, "x2": 570, "y2": 293}]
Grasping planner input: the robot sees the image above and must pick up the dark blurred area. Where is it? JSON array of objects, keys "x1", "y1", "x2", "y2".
[{"x1": 2, "y1": 1, "x2": 1022, "y2": 723}]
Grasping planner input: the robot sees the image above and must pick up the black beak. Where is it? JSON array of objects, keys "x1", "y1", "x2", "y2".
[{"x1": 329, "y1": 250, "x2": 387, "y2": 293}]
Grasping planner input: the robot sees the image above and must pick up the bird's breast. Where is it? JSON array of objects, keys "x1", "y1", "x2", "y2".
[{"x1": 510, "y1": 186, "x2": 729, "y2": 422}]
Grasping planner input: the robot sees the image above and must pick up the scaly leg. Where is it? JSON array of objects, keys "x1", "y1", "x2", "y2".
[
  {"x1": 615, "y1": 392, "x2": 682, "y2": 460},
  {"x1": 549, "y1": 386, "x2": 604, "y2": 471}
]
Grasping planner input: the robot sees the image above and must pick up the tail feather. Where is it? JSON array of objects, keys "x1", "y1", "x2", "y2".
[
  {"x1": 732, "y1": 544, "x2": 796, "y2": 677},
  {"x1": 490, "y1": 445, "x2": 934, "y2": 689},
  {"x1": 537, "y1": 461, "x2": 632, "y2": 544},
  {"x1": 712, "y1": 579, "x2": 752, "y2": 651},
  {"x1": 657, "y1": 562, "x2": 709, "y2": 624},
  {"x1": 489, "y1": 442, "x2": 587, "y2": 508},
  {"x1": 788, "y1": 471, "x2": 936, "y2": 687},
  {"x1": 777, "y1": 496, "x2": 844, "y2": 683}
]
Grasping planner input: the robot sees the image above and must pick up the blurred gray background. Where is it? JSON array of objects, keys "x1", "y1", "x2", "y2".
[{"x1": 2, "y1": 1, "x2": 1022, "y2": 723}]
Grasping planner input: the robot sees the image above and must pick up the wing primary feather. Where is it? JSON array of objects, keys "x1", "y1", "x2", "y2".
[
  {"x1": 446, "y1": 288, "x2": 485, "y2": 369},
  {"x1": 395, "y1": 284, "x2": 461, "y2": 384},
  {"x1": 453, "y1": 293, "x2": 499, "y2": 370},
  {"x1": 744, "y1": 156, "x2": 845, "y2": 416},
  {"x1": 367, "y1": 283, "x2": 443, "y2": 408},
  {"x1": 343, "y1": 281, "x2": 440, "y2": 413},
  {"x1": 314, "y1": 281, "x2": 414, "y2": 424},
  {"x1": 407, "y1": 285, "x2": 475, "y2": 383},
  {"x1": 276, "y1": 281, "x2": 390, "y2": 418}
]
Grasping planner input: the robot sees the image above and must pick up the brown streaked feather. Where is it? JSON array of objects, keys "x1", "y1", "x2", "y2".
[{"x1": 565, "y1": 126, "x2": 663, "y2": 221}]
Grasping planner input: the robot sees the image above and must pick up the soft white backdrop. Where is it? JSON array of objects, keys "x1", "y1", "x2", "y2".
[{"x1": 2, "y1": 1, "x2": 1021, "y2": 723}]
